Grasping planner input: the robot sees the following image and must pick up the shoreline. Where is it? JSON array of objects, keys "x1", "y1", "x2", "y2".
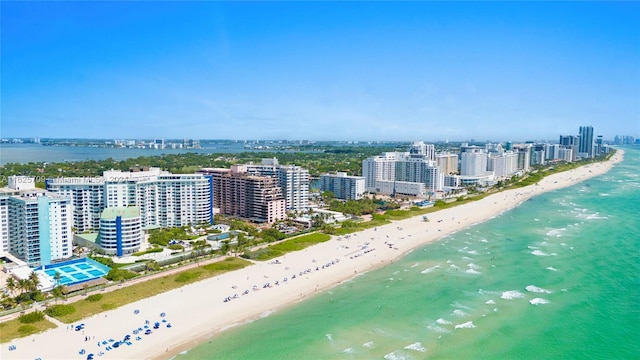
[{"x1": 2, "y1": 151, "x2": 623, "y2": 360}]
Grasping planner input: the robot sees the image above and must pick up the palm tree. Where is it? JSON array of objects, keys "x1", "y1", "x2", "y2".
[
  {"x1": 51, "y1": 286, "x2": 63, "y2": 305},
  {"x1": 5, "y1": 277, "x2": 16, "y2": 297},
  {"x1": 1, "y1": 293, "x2": 16, "y2": 310},
  {"x1": 53, "y1": 271, "x2": 62, "y2": 289},
  {"x1": 18, "y1": 278, "x2": 30, "y2": 296},
  {"x1": 29, "y1": 271, "x2": 40, "y2": 292}
]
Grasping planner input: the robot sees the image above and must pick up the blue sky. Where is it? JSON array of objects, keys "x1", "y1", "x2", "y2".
[{"x1": 1, "y1": 2, "x2": 639, "y2": 141}]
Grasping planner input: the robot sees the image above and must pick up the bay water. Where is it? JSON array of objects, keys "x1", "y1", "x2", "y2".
[{"x1": 175, "y1": 147, "x2": 639, "y2": 360}]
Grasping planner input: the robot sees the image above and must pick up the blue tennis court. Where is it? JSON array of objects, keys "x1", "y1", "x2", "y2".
[{"x1": 35, "y1": 258, "x2": 111, "y2": 287}]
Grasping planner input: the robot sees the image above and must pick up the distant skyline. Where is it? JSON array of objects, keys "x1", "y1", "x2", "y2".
[{"x1": 2, "y1": 2, "x2": 639, "y2": 141}]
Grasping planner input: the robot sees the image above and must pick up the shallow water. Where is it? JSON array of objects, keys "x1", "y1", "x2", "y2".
[{"x1": 176, "y1": 147, "x2": 640, "y2": 360}]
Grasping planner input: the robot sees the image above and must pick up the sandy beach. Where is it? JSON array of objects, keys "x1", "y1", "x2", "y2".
[{"x1": 2, "y1": 151, "x2": 623, "y2": 360}]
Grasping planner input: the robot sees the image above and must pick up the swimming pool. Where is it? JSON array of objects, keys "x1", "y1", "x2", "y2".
[{"x1": 35, "y1": 258, "x2": 111, "y2": 287}]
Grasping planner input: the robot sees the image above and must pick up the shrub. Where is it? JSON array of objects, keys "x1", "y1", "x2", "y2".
[
  {"x1": 90, "y1": 256, "x2": 115, "y2": 268},
  {"x1": 85, "y1": 294, "x2": 103, "y2": 302},
  {"x1": 168, "y1": 244, "x2": 184, "y2": 251},
  {"x1": 105, "y1": 269, "x2": 137, "y2": 282},
  {"x1": 45, "y1": 304, "x2": 75, "y2": 317},
  {"x1": 18, "y1": 311, "x2": 45, "y2": 324}
]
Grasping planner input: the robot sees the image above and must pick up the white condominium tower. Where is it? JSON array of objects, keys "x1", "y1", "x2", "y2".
[
  {"x1": 46, "y1": 167, "x2": 213, "y2": 231},
  {"x1": 362, "y1": 152, "x2": 403, "y2": 192},
  {"x1": 45, "y1": 176, "x2": 104, "y2": 232},
  {"x1": 320, "y1": 172, "x2": 366, "y2": 200},
  {"x1": 460, "y1": 150, "x2": 488, "y2": 177},
  {"x1": 1, "y1": 176, "x2": 72, "y2": 267}
]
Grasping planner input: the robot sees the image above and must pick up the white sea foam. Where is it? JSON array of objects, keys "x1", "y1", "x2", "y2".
[
  {"x1": 599, "y1": 193, "x2": 610, "y2": 196},
  {"x1": 546, "y1": 229, "x2": 565, "y2": 237},
  {"x1": 546, "y1": 267, "x2": 558, "y2": 271},
  {"x1": 326, "y1": 334, "x2": 334, "y2": 342},
  {"x1": 467, "y1": 263, "x2": 481, "y2": 270},
  {"x1": 421, "y1": 265, "x2": 441, "y2": 274},
  {"x1": 467, "y1": 250, "x2": 479, "y2": 255},
  {"x1": 485, "y1": 299, "x2": 496, "y2": 304},
  {"x1": 529, "y1": 298, "x2": 550, "y2": 305},
  {"x1": 363, "y1": 341, "x2": 374, "y2": 348},
  {"x1": 531, "y1": 250, "x2": 550, "y2": 256},
  {"x1": 455, "y1": 321, "x2": 476, "y2": 329},
  {"x1": 466, "y1": 268, "x2": 481, "y2": 275},
  {"x1": 404, "y1": 342, "x2": 427, "y2": 352},
  {"x1": 427, "y1": 325, "x2": 450, "y2": 333},
  {"x1": 501, "y1": 290, "x2": 525, "y2": 300},
  {"x1": 384, "y1": 351, "x2": 411, "y2": 360},
  {"x1": 410, "y1": 262, "x2": 420, "y2": 268},
  {"x1": 343, "y1": 347, "x2": 355, "y2": 353},
  {"x1": 480, "y1": 238, "x2": 488, "y2": 243},
  {"x1": 260, "y1": 310, "x2": 275, "y2": 318},
  {"x1": 436, "y1": 318, "x2": 452, "y2": 325},
  {"x1": 526, "y1": 285, "x2": 551, "y2": 294},
  {"x1": 453, "y1": 309, "x2": 467, "y2": 317}
]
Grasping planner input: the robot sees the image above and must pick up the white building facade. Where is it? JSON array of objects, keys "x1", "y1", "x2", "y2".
[
  {"x1": 2, "y1": 177, "x2": 72, "y2": 267},
  {"x1": 320, "y1": 172, "x2": 366, "y2": 200}
]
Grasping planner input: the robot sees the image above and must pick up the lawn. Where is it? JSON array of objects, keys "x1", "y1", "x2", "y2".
[
  {"x1": 0, "y1": 316, "x2": 56, "y2": 343},
  {"x1": 47, "y1": 257, "x2": 252, "y2": 323},
  {"x1": 245, "y1": 233, "x2": 331, "y2": 261},
  {"x1": 334, "y1": 217, "x2": 391, "y2": 235}
]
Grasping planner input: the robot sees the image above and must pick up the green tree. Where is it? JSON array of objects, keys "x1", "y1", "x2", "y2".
[{"x1": 6, "y1": 277, "x2": 17, "y2": 297}]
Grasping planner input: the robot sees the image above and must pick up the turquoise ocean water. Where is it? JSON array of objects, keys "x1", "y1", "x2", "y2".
[{"x1": 176, "y1": 147, "x2": 639, "y2": 360}]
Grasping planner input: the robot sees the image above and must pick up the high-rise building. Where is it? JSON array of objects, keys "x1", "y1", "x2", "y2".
[
  {"x1": 408, "y1": 141, "x2": 436, "y2": 160},
  {"x1": 394, "y1": 157, "x2": 442, "y2": 193},
  {"x1": 243, "y1": 158, "x2": 310, "y2": 212},
  {"x1": 362, "y1": 152, "x2": 401, "y2": 192},
  {"x1": 47, "y1": 167, "x2": 213, "y2": 231},
  {"x1": 435, "y1": 153, "x2": 459, "y2": 175},
  {"x1": 460, "y1": 150, "x2": 488, "y2": 176},
  {"x1": 44, "y1": 177, "x2": 105, "y2": 232},
  {"x1": 487, "y1": 151, "x2": 519, "y2": 178},
  {"x1": 579, "y1": 126, "x2": 594, "y2": 158},
  {"x1": 2, "y1": 176, "x2": 72, "y2": 267},
  {"x1": 200, "y1": 165, "x2": 286, "y2": 223},
  {"x1": 320, "y1": 172, "x2": 366, "y2": 200},
  {"x1": 98, "y1": 207, "x2": 143, "y2": 256},
  {"x1": 559, "y1": 135, "x2": 579, "y2": 162}
]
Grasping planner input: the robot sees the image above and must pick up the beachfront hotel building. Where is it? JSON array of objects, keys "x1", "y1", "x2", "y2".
[
  {"x1": 199, "y1": 165, "x2": 286, "y2": 223},
  {"x1": 362, "y1": 142, "x2": 445, "y2": 196},
  {"x1": 394, "y1": 157, "x2": 443, "y2": 193},
  {"x1": 1, "y1": 176, "x2": 72, "y2": 267},
  {"x1": 435, "y1": 153, "x2": 459, "y2": 175},
  {"x1": 243, "y1": 158, "x2": 310, "y2": 212},
  {"x1": 46, "y1": 167, "x2": 214, "y2": 231},
  {"x1": 487, "y1": 151, "x2": 519, "y2": 178},
  {"x1": 98, "y1": 207, "x2": 143, "y2": 256},
  {"x1": 362, "y1": 152, "x2": 403, "y2": 192},
  {"x1": 319, "y1": 172, "x2": 366, "y2": 200},
  {"x1": 460, "y1": 150, "x2": 489, "y2": 177},
  {"x1": 559, "y1": 135, "x2": 579, "y2": 162}
]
